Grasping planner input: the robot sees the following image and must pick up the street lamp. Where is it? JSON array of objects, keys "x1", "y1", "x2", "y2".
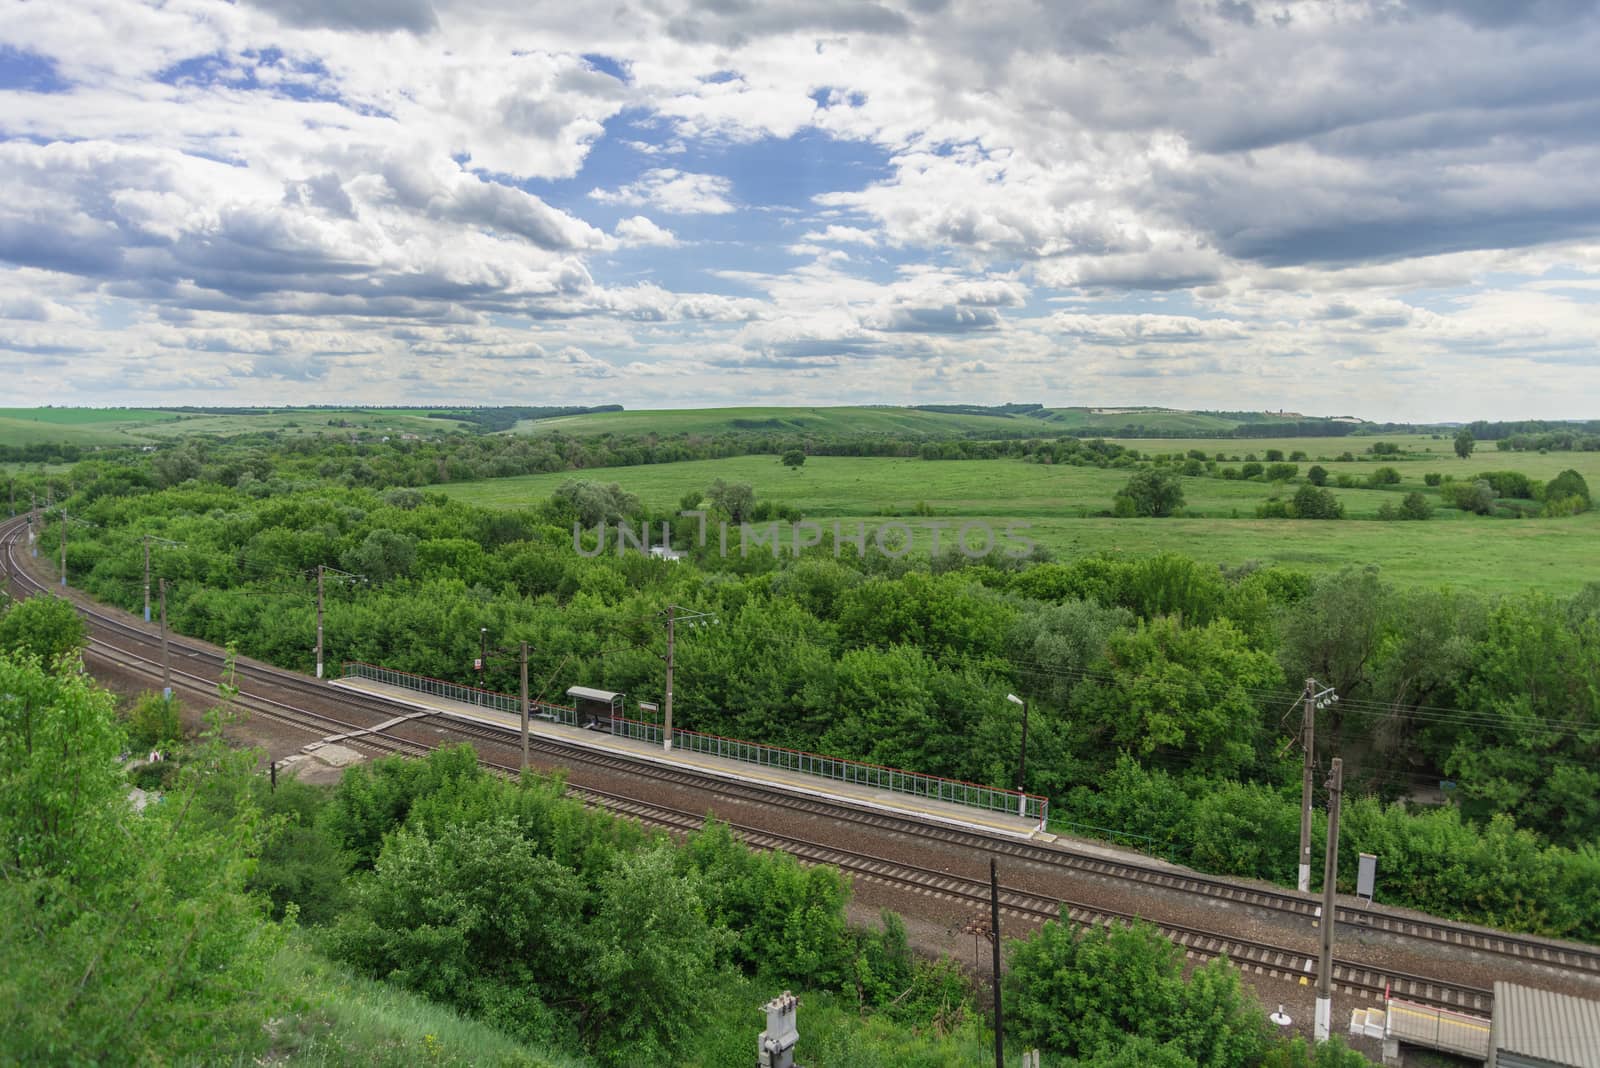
[
  {"x1": 478, "y1": 627, "x2": 488, "y2": 672},
  {"x1": 1006, "y1": 693, "x2": 1029, "y2": 817}
]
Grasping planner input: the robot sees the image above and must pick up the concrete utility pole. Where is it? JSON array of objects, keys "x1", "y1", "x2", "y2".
[
  {"x1": 58, "y1": 509, "x2": 66, "y2": 586},
  {"x1": 29, "y1": 492, "x2": 37, "y2": 556},
  {"x1": 144, "y1": 536, "x2": 152, "y2": 622},
  {"x1": 1299, "y1": 678, "x2": 1316, "y2": 893},
  {"x1": 159, "y1": 578, "x2": 172, "y2": 699},
  {"x1": 315, "y1": 565, "x2": 325, "y2": 680},
  {"x1": 664, "y1": 603, "x2": 675, "y2": 752},
  {"x1": 991, "y1": 858, "x2": 1005, "y2": 1068},
  {"x1": 519, "y1": 640, "x2": 530, "y2": 772},
  {"x1": 1007, "y1": 693, "x2": 1030, "y2": 817},
  {"x1": 1315, "y1": 756, "x2": 1344, "y2": 1042}
]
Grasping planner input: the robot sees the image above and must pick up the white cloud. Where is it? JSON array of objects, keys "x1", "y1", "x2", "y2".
[
  {"x1": 590, "y1": 168, "x2": 737, "y2": 214},
  {"x1": 802, "y1": 225, "x2": 879, "y2": 246},
  {"x1": 0, "y1": 0, "x2": 1597, "y2": 416},
  {"x1": 614, "y1": 215, "x2": 679, "y2": 247}
]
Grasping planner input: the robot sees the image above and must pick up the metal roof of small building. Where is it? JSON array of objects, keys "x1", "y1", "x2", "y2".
[
  {"x1": 565, "y1": 685, "x2": 623, "y2": 702},
  {"x1": 1494, "y1": 982, "x2": 1600, "y2": 1068}
]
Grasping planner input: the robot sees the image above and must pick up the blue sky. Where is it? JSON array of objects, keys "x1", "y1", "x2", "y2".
[{"x1": 0, "y1": 0, "x2": 1597, "y2": 421}]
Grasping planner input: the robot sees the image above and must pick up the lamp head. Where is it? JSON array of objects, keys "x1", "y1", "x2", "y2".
[{"x1": 1006, "y1": 693, "x2": 1024, "y2": 706}]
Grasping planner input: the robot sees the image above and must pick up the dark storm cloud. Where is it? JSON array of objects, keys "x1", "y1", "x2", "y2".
[{"x1": 241, "y1": 0, "x2": 438, "y2": 34}]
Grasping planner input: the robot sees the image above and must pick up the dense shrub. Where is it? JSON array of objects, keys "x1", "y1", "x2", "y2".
[
  {"x1": 1476, "y1": 470, "x2": 1536, "y2": 499},
  {"x1": 1366, "y1": 466, "x2": 1401, "y2": 487},
  {"x1": 127, "y1": 692, "x2": 182, "y2": 751}
]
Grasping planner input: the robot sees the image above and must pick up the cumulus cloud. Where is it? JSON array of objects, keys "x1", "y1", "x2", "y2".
[
  {"x1": 614, "y1": 215, "x2": 679, "y2": 247},
  {"x1": 0, "y1": 0, "x2": 1597, "y2": 415},
  {"x1": 241, "y1": 0, "x2": 439, "y2": 34},
  {"x1": 590, "y1": 169, "x2": 737, "y2": 214}
]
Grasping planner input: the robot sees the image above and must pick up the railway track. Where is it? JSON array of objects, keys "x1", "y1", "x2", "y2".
[
  {"x1": 581, "y1": 787, "x2": 1495, "y2": 1011},
  {"x1": 2, "y1": 513, "x2": 1591, "y2": 1010}
]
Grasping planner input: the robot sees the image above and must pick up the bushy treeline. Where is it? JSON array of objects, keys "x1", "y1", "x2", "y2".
[
  {"x1": 1007, "y1": 916, "x2": 1368, "y2": 1068},
  {"x1": 0, "y1": 649, "x2": 285, "y2": 1064},
  {"x1": 1467, "y1": 418, "x2": 1600, "y2": 444},
  {"x1": 278, "y1": 744, "x2": 1368, "y2": 1067},
  {"x1": 0, "y1": 441, "x2": 91, "y2": 463},
  {"x1": 286, "y1": 745, "x2": 973, "y2": 1065},
  {"x1": 4, "y1": 611, "x2": 1380, "y2": 1067},
  {"x1": 425, "y1": 404, "x2": 622, "y2": 432},
  {"x1": 46, "y1": 465, "x2": 1600, "y2": 941}
]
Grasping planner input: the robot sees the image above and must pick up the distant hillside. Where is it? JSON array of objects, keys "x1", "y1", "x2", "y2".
[
  {"x1": 0, "y1": 403, "x2": 1377, "y2": 454},
  {"x1": 519, "y1": 405, "x2": 1034, "y2": 439},
  {"x1": 523, "y1": 404, "x2": 1367, "y2": 440}
]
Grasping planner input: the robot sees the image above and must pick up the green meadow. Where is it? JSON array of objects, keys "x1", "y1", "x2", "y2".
[
  {"x1": 518, "y1": 404, "x2": 1317, "y2": 438},
  {"x1": 0, "y1": 407, "x2": 455, "y2": 447},
  {"x1": 439, "y1": 445, "x2": 1600, "y2": 594}
]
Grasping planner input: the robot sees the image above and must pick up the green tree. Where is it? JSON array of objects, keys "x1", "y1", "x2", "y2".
[
  {"x1": 1306, "y1": 465, "x2": 1328, "y2": 486},
  {"x1": 339, "y1": 528, "x2": 417, "y2": 584},
  {"x1": 1399, "y1": 491, "x2": 1432, "y2": 520},
  {"x1": 1278, "y1": 565, "x2": 1387, "y2": 700},
  {"x1": 1080, "y1": 617, "x2": 1283, "y2": 778},
  {"x1": 1366, "y1": 466, "x2": 1401, "y2": 487},
  {"x1": 708, "y1": 479, "x2": 756, "y2": 524},
  {"x1": 1005, "y1": 917, "x2": 1267, "y2": 1062},
  {"x1": 553, "y1": 479, "x2": 643, "y2": 527},
  {"x1": 582, "y1": 845, "x2": 722, "y2": 1066},
  {"x1": 1291, "y1": 484, "x2": 1344, "y2": 520},
  {"x1": 781, "y1": 449, "x2": 807, "y2": 469},
  {"x1": 1265, "y1": 462, "x2": 1298, "y2": 482},
  {"x1": 1116, "y1": 469, "x2": 1184, "y2": 517},
  {"x1": 0, "y1": 594, "x2": 87, "y2": 665},
  {"x1": 1454, "y1": 428, "x2": 1475, "y2": 459},
  {"x1": 1, "y1": 655, "x2": 284, "y2": 1063},
  {"x1": 1009, "y1": 599, "x2": 1133, "y2": 710},
  {"x1": 127, "y1": 691, "x2": 183, "y2": 751},
  {"x1": 248, "y1": 778, "x2": 352, "y2": 925},
  {"x1": 1446, "y1": 479, "x2": 1497, "y2": 514},
  {"x1": 331, "y1": 816, "x2": 588, "y2": 1042},
  {"x1": 1544, "y1": 468, "x2": 1591, "y2": 514}
]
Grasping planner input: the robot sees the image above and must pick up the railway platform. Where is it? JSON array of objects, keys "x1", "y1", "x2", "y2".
[{"x1": 330, "y1": 674, "x2": 1049, "y2": 841}]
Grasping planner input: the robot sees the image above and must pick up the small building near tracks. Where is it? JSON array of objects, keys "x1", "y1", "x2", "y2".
[
  {"x1": 566, "y1": 685, "x2": 624, "y2": 731},
  {"x1": 1490, "y1": 981, "x2": 1600, "y2": 1068}
]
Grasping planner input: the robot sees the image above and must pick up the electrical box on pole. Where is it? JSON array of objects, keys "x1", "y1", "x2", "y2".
[{"x1": 1356, "y1": 853, "x2": 1377, "y2": 905}]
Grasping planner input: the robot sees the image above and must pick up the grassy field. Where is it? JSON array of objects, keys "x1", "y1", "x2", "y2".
[
  {"x1": 0, "y1": 408, "x2": 178, "y2": 446},
  {"x1": 439, "y1": 448, "x2": 1600, "y2": 594},
  {"x1": 0, "y1": 408, "x2": 457, "y2": 447},
  {"x1": 519, "y1": 405, "x2": 1047, "y2": 438},
  {"x1": 0, "y1": 404, "x2": 1351, "y2": 446}
]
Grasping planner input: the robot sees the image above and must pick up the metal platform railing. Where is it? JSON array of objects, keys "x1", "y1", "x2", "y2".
[
  {"x1": 614, "y1": 716, "x2": 1048, "y2": 826},
  {"x1": 341, "y1": 660, "x2": 1046, "y2": 827},
  {"x1": 340, "y1": 661, "x2": 578, "y2": 727}
]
